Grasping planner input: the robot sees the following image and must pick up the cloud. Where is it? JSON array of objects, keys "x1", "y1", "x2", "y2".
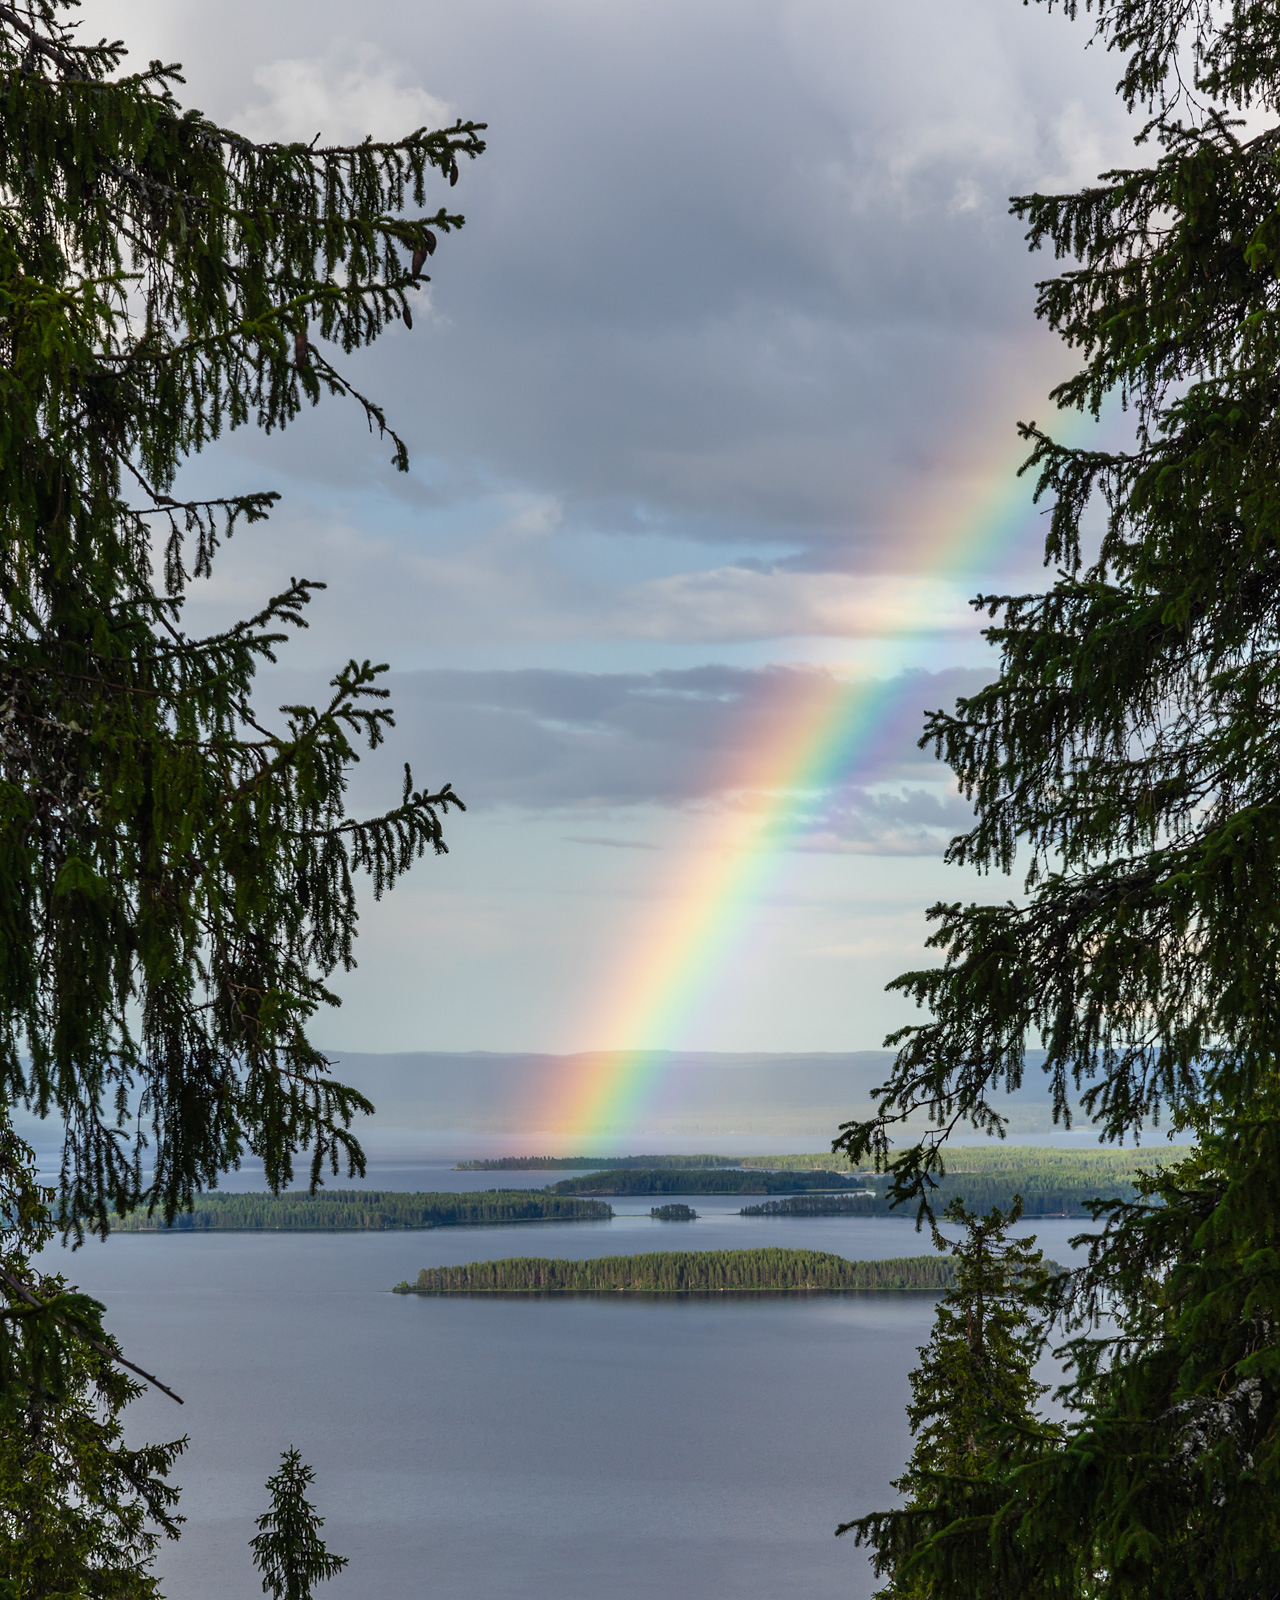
[
  {"x1": 797, "y1": 785, "x2": 975, "y2": 855},
  {"x1": 607, "y1": 567, "x2": 973, "y2": 641},
  {"x1": 92, "y1": 0, "x2": 1123, "y2": 1046},
  {"x1": 563, "y1": 835, "x2": 659, "y2": 850},
  {"x1": 116, "y1": 0, "x2": 1138, "y2": 598},
  {"x1": 236, "y1": 42, "x2": 454, "y2": 145},
  {"x1": 311, "y1": 662, "x2": 990, "y2": 829}
]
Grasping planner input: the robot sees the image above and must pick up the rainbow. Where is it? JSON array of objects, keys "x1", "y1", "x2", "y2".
[{"x1": 539, "y1": 395, "x2": 1103, "y2": 1139}]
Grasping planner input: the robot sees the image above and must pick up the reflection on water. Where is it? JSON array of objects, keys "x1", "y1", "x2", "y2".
[{"x1": 50, "y1": 1179, "x2": 1090, "y2": 1600}]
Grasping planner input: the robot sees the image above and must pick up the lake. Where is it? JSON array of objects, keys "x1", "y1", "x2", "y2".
[{"x1": 51, "y1": 1165, "x2": 1089, "y2": 1599}]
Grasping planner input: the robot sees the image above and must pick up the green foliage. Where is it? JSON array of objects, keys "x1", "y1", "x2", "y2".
[
  {"x1": 979, "y1": 1112, "x2": 1280, "y2": 1594},
  {"x1": 110, "y1": 1188, "x2": 613, "y2": 1231},
  {"x1": 0, "y1": 0, "x2": 482, "y2": 1235},
  {"x1": 548, "y1": 1167, "x2": 859, "y2": 1195},
  {"x1": 0, "y1": 1126, "x2": 184, "y2": 1600},
  {"x1": 398, "y1": 1248, "x2": 957, "y2": 1294},
  {"x1": 0, "y1": 2, "x2": 485, "y2": 1591},
  {"x1": 839, "y1": 1203, "x2": 1058, "y2": 1600},
  {"x1": 830, "y1": 2, "x2": 1280, "y2": 1592},
  {"x1": 834, "y1": 0, "x2": 1280, "y2": 1176},
  {"x1": 249, "y1": 1450, "x2": 347, "y2": 1600},
  {"x1": 649, "y1": 1203, "x2": 698, "y2": 1220}
]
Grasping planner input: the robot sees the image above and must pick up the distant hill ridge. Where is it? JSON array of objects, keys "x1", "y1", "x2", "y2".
[
  {"x1": 456, "y1": 1154, "x2": 751, "y2": 1171},
  {"x1": 457, "y1": 1147, "x2": 1169, "y2": 1175}
]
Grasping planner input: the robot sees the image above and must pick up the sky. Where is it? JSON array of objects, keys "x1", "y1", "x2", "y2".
[{"x1": 101, "y1": 0, "x2": 1138, "y2": 1055}]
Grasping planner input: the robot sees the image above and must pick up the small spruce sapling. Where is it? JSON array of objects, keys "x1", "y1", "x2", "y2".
[{"x1": 250, "y1": 1450, "x2": 348, "y2": 1600}]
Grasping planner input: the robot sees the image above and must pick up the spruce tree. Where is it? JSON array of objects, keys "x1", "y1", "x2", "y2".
[
  {"x1": 0, "y1": 1122, "x2": 185, "y2": 1600},
  {"x1": 838, "y1": 1202, "x2": 1059, "y2": 1600},
  {"x1": 1007, "y1": 1112, "x2": 1280, "y2": 1595},
  {"x1": 249, "y1": 1450, "x2": 347, "y2": 1600},
  {"x1": 0, "y1": 0, "x2": 482, "y2": 1238},
  {"x1": 0, "y1": 0, "x2": 482, "y2": 1586},
  {"x1": 834, "y1": 2, "x2": 1280, "y2": 1593}
]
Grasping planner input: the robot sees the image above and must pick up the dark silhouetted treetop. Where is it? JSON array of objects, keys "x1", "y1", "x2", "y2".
[
  {"x1": 836, "y1": 0, "x2": 1280, "y2": 1187},
  {"x1": 396, "y1": 1248, "x2": 957, "y2": 1294},
  {"x1": 0, "y1": 1122, "x2": 185, "y2": 1597},
  {"x1": 839, "y1": 1202, "x2": 1059, "y2": 1600},
  {"x1": 1, "y1": 4, "x2": 485, "y2": 1592},
  {"x1": 650, "y1": 1203, "x2": 697, "y2": 1220},
  {"x1": 0, "y1": 0, "x2": 484, "y2": 1236},
  {"x1": 250, "y1": 1449, "x2": 346, "y2": 1600},
  {"x1": 832, "y1": 2, "x2": 1280, "y2": 1594}
]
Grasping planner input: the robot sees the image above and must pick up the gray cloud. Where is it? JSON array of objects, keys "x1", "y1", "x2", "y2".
[
  {"x1": 115, "y1": 0, "x2": 1134, "y2": 594},
  {"x1": 562, "y1": 835, "x2": 660, "y2": 851},
  {"x1": 306, "y1": 663, "x2": 990, "y2": 826},
  {"x1": 799, "y1": 785, "x2": 976, "y2": 855},
  {"x1": 96, "y1": 0, "x2": 1102, "y2": 1047}
]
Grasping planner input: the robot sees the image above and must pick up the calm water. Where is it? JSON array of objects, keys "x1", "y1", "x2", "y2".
[{"x1": 52, "y1": 1170, "x2": 1089, "y2": 1599}]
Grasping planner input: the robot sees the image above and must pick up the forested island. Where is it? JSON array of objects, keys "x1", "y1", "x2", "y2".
[
  {"x1": 111, "y1": 1191, "x2": 613, "y2": 1232},
  {"x1": 650, "y1": 1204, "x2": 698, "y2": 1220},
  {"x1": 548, "y1": 1168, "x2": 860, "y2": 1196},
  {"x1": 110, "y1": 1148, "x2": 1176, "y2": 1232},
  {"x1": 393, "y1": 1247, "x2": 956, "y2": 1294},
  {"x1": 742, "y1": 1195, "x2": 910, "y2": 1218}
]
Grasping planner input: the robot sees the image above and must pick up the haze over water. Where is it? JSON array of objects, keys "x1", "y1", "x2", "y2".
[{"x1": 57, "y1": 1164, "x2": 1087, "y2": 1599}]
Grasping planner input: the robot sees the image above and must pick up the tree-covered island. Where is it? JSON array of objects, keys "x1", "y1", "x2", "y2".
[
  {"x1": 111, "y1": 1191, "x2": 612, "y2": 1231},
  {"x1": 393, "y1": 1248, "x2": 956, "y2": 1294},
  {"x1": 650, "y1": 1204, "x2": 698, "y2": 1220}
]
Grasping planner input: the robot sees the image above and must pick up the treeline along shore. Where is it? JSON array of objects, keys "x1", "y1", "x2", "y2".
[
  {"x1": 393, "y1": 1248, "x2": 957, "y2": 1294},
  {"x1": 547, "y1": 1168, "x2": 861, "y2": 1196},
  {"x1": 458, "y1": 1149, "x2": 1176, "y2": 1176},
  {"x1": 461, "y1": 1147, "x2": 1176, "y2": 1208},
  {"x1": 110, "y1": 1191, "x2": 613, "y2": 1232},
  {"x1": 741, "y1": 1174, "x2": 1137, "y2": 1219}
]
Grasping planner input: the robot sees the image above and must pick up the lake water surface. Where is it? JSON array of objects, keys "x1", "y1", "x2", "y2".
[{"x1": 53, "y1": 1165, "x2": 1088, "y2": 1599}]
